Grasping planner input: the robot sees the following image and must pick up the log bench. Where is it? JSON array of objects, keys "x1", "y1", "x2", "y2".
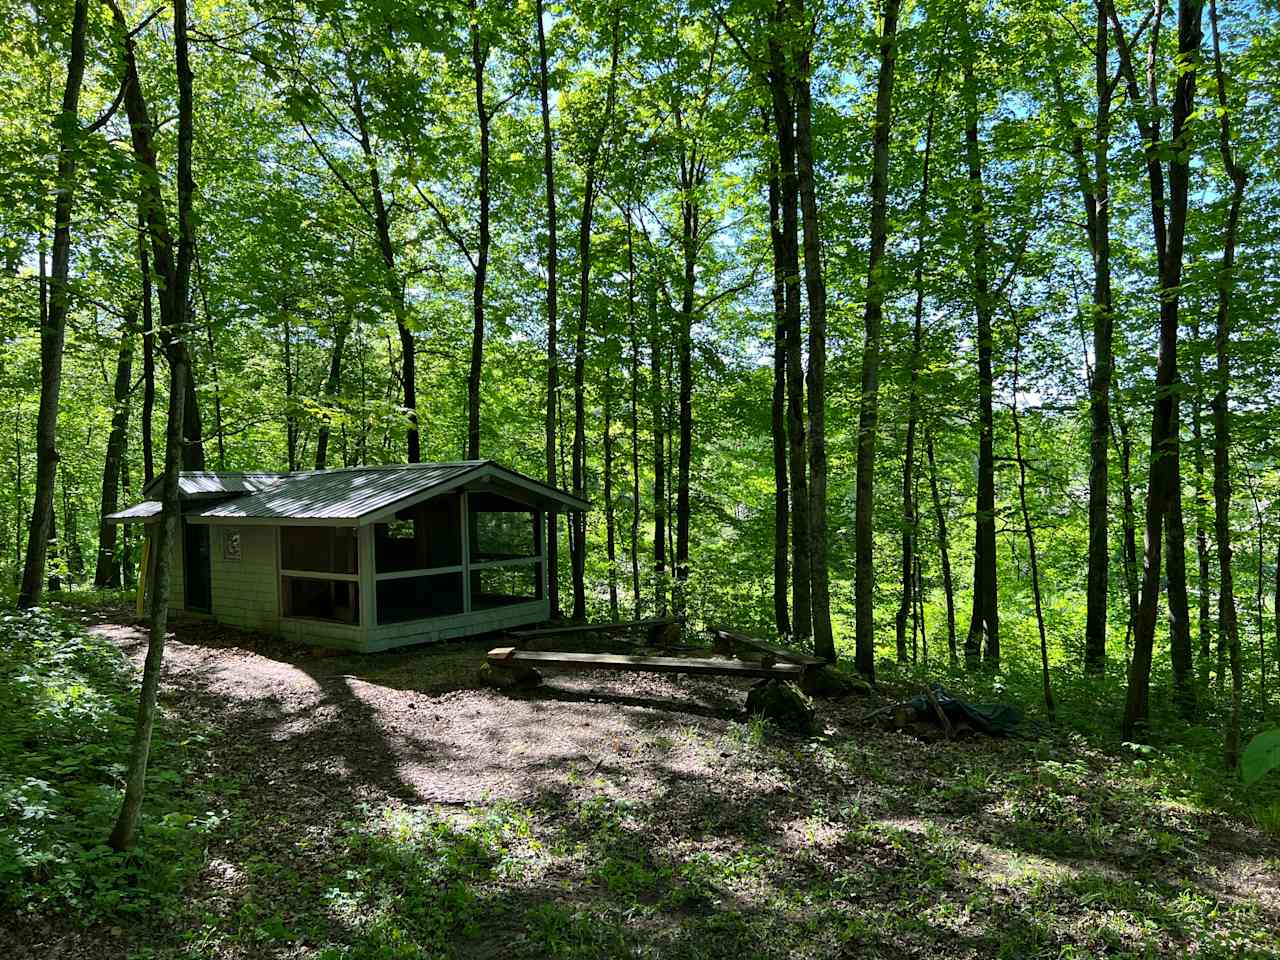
[{"x1": 486, "y1": 646, "x2": 804, "y2": 680}]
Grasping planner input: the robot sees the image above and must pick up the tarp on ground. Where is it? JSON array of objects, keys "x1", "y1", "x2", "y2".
[{"x1": 908, "y1": 684, "x2": 1023, "y2": 736}]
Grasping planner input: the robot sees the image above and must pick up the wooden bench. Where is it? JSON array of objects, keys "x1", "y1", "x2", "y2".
[
  {"x1": 508, "y1": 617, "x2": 680, "y2": 646},
  {"x1": 706, "y1": 625, "x2": 827, "y2": 668},
  {"x1": 487, "y1": 646, "x2": 804, "y2": 680}
]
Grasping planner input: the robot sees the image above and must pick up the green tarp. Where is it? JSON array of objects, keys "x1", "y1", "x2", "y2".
[{"x1": 908, "y1": 684, "x2": 1023, "y2": 736}]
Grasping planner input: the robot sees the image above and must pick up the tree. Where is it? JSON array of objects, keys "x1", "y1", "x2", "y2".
[{"x1": 18, "y1": 0, "x2": 90, "y2": 609}]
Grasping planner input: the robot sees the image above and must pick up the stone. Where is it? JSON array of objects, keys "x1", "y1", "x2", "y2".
[
  {"x1": 799, "y1": 666, "x2": 872, "y2": 699},
  {"x1": 745, "y1": 679, "x2": 816, "y2": 735},
  {"x1": 476, "y1": 661, "x2": 542, "y2": 690}
]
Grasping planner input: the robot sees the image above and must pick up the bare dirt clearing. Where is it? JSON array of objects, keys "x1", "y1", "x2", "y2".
[{"x1": 8, "y1": 606, "x2": 1280, "y2": 960}]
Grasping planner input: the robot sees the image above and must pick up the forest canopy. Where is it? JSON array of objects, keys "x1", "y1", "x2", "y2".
[{"x1": 3, "y1": 0, "x2": 1280, "y2": 763}]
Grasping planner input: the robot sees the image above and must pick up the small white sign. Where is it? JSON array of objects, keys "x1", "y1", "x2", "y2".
[{"x1": 223, "y1": 528, "x2": 242, "y2": 561}]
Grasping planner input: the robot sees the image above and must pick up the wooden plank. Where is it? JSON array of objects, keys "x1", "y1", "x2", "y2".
[
  {"x1": 509, "y1": 617, "x2": 678, "y2": 640},
  {"x1": 706, "y1": 625, "x2": 826, "y2": 667},
  {"x1": 487, "y1": 647, "x2": 803, "y2": 679}
]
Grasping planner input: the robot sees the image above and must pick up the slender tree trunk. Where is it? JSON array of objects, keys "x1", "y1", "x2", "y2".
[
  {"x1": 849, "y1": 0, "x2": 902, "y2": 673},
  {"x1": 18, "y1": 0, "x2": 89, "y2": 608},
  {"x1": 962, "y1": 23, "x2": 999, "y2": 668},
  {"x1": 1120, "y1": 0, "x2": 1203, "y2": 741},
  {"x1": 1190, "y1": 317, "x2": 1213, "y2": 682},
  {"x1": 536, "y1": 0, "x2": 559, "y2": 617},
  {"x1": 897, "y1": 44, "x2": 940, "y2": 665},
  {"x1": 1112, "y1": 384, "x2": 1140, "y2": 648},
  {"x1": 604, "y1": 367, "x2": 618, "y2": 620},
  {"x1": 283, "y1": 308, "x2": 298, "y2": 470},
  {"x1": 110, "y1": 0, "x2": 196, "y2": 851},
  {"x1": 466, "y1": 5, "x2": 490, "y2": 461},
  {"x1": 350, "y1": 81, "x2": 417, "y2": 463},
  {"x1": 194, "y1": 249, "x2": 223, "y2": 468},
  {"x1": 1074, "y1": 0, "x2": 1116, "y2": 674},
  {"x1": 1011, "y1": 322, "x2": 1055, "y2": 720},
  {"x1": 926, "y1": 428, "x2": 957, "y2": 662},
  {"x1": 765, "y1": 140, "x2": 791, "y2": 639},
  {"x1": 625, "y1": 205, "x2": 641, "y2": 618},
  {"x1": 1167, "y1": 471, "x2": 1197, "y2": 717},
  {"x1": 649, "y1": 274, "x2": 667, "y2": 616},
  {"x1": 315, "y1": 306, "x2": 351, "y2": 470},
  {"x1": 95, "y1": 315, "x2": 135, "y2": 587},
  {"x1": 767, "y1": 17, "x2": 809, "y2": 646},
  {"x1": 674, "y1": 183, "x2": 696, "y2": 618},
  {"x1": 1208, "y1": 0, "x2": 1245, "y2": 762},
  {"x1": 138, "y1": 211, "x2": 155, "y2": 485},
  {"x1": 789, "y1": 0, "x2": 835, "y2": 663}
]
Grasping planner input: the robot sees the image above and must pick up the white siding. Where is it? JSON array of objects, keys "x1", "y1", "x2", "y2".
[
  {"x1": 208, "y1": 525, "x2": 279, "y2": 633},
  {"x1": 366, "y1": 598, "x2": 549, "y2": 652}
]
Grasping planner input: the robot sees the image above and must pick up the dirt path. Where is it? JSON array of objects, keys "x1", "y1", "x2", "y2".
[{"x1": 93, "y1": 614, "x2": 774, "y2": 809}]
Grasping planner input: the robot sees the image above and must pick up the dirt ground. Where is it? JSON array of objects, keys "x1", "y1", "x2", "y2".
[{"x1": 10, "y1": 608, "x2": 1280, "y2": 959}]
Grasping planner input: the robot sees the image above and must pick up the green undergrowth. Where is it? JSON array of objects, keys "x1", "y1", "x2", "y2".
[{"x1": 0, "y1": 607, "x2": 224, "y2": 920}]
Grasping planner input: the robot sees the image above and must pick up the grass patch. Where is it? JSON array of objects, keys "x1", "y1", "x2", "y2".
[{"x1": 0, "y1": 608, "x2": 222, "y2": 921}]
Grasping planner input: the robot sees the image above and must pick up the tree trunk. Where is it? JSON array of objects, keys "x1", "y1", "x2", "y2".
[
  {"x1": 649, "y1": 275, "x2": 667, "y2": 616},
  {"x1": 1112, "y1": 385, "x2": 1140, "y2": 648},
  {"x1": 675, "y1": 184, "x2": 696, "y2": 619},
  {"x1": 536, "y1": 0, "x2": 559, "y2": 618},
  {"x1": 767, "y1": 18, "x2": 809, "y2": 646},
  {"x1": 765, "y1": 140, "x2": 791, "y2": 640},
  {"x1": 466, "y1": 5, "x2": 490, "y2": 461},
  {"x1": 1120, "y1": 0, "x2": 1203, "y2": 741},
  {"x1": 1011, "y1": 321, "x2": 1055, "y2": 721},
  {"x1": 350, "y1": 80, "x2": 417, "y2": 463},
  {"x1": 18, "y1": 0, "x2": 89, "y2": 609},
  {"x1": 570, "y1": 17, "x2": 620, "y2": 620},
  {"x1": 138, "y1": 210, "x2": 155, "y2": 485},
  {"x1": 283, "y1": 308, "x2": 298, "y2": 470},
  {"x1": 604, "y1": 366, "x2": 618, "y2": 620},
  {"x1": 1190, "y1": 316, "x2": 1213, "y2": 683},
  {"x1": 962, "y1": 22, "x2": 999, "y2": 668},
  {"x1": 790, "y1": 0, "x2": 835, "y2": 664},
  {"x1": 849, "y1": 0, "x2": 902, "y2": 673},
  {"x1": 315, "y1": 307, "x2": 351, "y2": 469},
  {"x1": 926, "y1": 428, "x2": 957, "y2": 662},
  {"x1": 625, "y1": 204, "x2": 642, "y2": 618},
  {"x1": 109, "y1": 0, "x2": 196, "y2": 850},
  {"x1": 1167, "y1": 473, "x2": 1197, "y2": 718},
  {"x1": 897, "y1": 38, "x2": 939, "y2": 665},
  {"x1": 1208, "y1": 0, "x2": 1246, "y2": 763},
  {"x1": 95, "y1": 315, "x2": 135, "y2": 587}
]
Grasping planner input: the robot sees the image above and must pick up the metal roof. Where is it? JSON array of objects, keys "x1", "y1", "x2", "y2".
[
  {"x1": 142, "y1": 471, "x2": 287, "y2": 500},
  {"x1": 110, "y1": 460, "x2": 589, "y2": 524},
  {"x1": 105, "y1": 500, "x2": 164, "y2": 522}
]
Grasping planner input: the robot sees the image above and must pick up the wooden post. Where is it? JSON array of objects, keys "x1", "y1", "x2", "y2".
[
  {"x1": 136, "y1": 531, "x2": 151, "y2": 616},
  {"x1": 460, "y1": 490, "x2": 472, "y2": 614}
]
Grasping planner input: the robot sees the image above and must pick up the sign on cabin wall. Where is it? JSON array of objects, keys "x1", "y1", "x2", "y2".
[{"x1": 222, "y1": 528, "x2": 242, "y2": 561}]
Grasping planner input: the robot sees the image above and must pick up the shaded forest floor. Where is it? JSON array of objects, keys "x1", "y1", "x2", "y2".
[{"x1": 4, "y1": 601, "x2": 1280, "y2": 959}]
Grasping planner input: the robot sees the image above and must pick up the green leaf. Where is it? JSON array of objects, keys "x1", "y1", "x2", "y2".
[{"x1": 1242, "y1": 729, "x2": 1280, "y2": 786}]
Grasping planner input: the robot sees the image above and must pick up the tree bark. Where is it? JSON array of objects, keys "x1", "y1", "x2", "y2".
[
  {"x1": 765, "y1": 139, "x2": 791, "y2": 640},
  {"x1": 926, "y1": 427, "x2": 957, "y2": 662},
  {"x1": 283, "y1": 308, "x2": 297, "y2": 470},
  {"x1": 536, "y1": 0, "x2": 560, "y2": 617},
  {"x1": 766, "y1": 13, "x2": 809, "y2": 645},
  {"x1": 466, "y1": 3, "x2": 490, "y2": 461},
  {"x1": 897, "y1": 39, "x2": 939, "y2": 665},
  {"x1": 350, "y1": 80, "x2": 417, "y2": 463},
  {"x1": 962, "y1": 20, "x2": 999, "y2": 668},
  {"x1": 1207, "y1": 0, "x2": 1245, "y2": 763},
  {"x1": 109, "y1": 0, "x2": 196, "y2": 851},
  {"x1": 95, "y1": 315, "x2": 135, "y2": 587},
  {"x1": 1120, "y1": 0, "x2": 1203, "y2": 741},
  {"x1": 571, "y1": 16, "x2": 621, "y2": 620},
  {"x1": 789, "y1": 0, "x2": 835, "y2": 663},
  {"x1": 1011, "y1": 321, "x2": 1055, "y2": 721},
  {"x1": 649, "y1": 274, "x2": 667, "y2": 615},
  {"x1": 625, "y1": 204, "x2": 642, "y2": 618},
  {"x1": 138, "y1": 210, "x2": 156, "y2": 485},
  {"x1": 604, "y1": 365, "x2": 618, "y2": 620},
  {"x1": 314, "y1": 305, "x2": 351, "y2": 469},
  {"x1": 1190, "y1": 316, "x2": 1213, "y2": 682},
  {"x1": 18, "y1": 0, "x2": 89, "y2": 608}
]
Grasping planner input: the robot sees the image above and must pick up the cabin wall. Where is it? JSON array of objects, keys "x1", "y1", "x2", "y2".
[
  {"x1": 366, "y1": 597, "x2": 549, "y2": 652},
  {"x1": 207, "y1": 525, "x2": 279, "y2": 633}
]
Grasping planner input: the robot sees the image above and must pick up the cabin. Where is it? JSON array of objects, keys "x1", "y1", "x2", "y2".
[{"x1": 106, "y1": 460, "x2": 589, "y2": 652}]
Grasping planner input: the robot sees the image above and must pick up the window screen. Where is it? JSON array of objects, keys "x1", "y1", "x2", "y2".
[{"x1": 280, "y1": 526, "x2": 358, "y2": 574}]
